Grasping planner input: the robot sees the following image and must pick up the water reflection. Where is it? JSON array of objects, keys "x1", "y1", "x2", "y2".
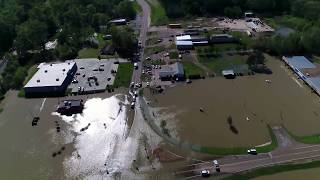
[{"x1": 53, "y1": 95, "x2": 136, "y2": 179}]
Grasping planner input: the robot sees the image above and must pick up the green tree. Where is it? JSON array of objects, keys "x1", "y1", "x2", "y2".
[
  {"x1": 116, "y1": 0, "x2": 136, "y2": 20},
  {"x1": 111, "y1": 26, "x2": 137, "y2": 58},
  {"x1": 247, "y1": 51, "x2": 265, "y2": 68},
  {"x1": 224, "y1": 6, "x2": 242, "y2": 18}
]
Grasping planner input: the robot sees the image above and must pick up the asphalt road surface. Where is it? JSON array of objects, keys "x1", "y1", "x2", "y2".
[
  {"x1": 131, "y1": 0, "x2": 151, "y2": 84},
  {"x1": 174, "y1": 127, "x2": 320, "y2": 179}
]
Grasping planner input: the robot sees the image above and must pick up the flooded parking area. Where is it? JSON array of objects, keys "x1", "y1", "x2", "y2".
[
  {"x1": 0, "y1": 89, "x2": 142, "y2": 179},
  {"x1": 147, "y1": 57, "x2": 320, "y2": 148}
]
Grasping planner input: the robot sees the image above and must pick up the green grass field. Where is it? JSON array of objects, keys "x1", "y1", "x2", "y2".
[
  {"x1": 146, "y1": 0, "x2": 168, "y2": 25},
  {"x1": 113, "y1": 63, "x2": 134, "y2": 88},
  {"x1": 78, "y1": 34, "x2": 109, "y2": 59},
  {"x1": 182, "y1": 61, "x2": 205, "y2": 78},
  {"x1": 197, "y1": 50, "x2": 248, "y2": 75},
  {"x1": 283, "y1": 125, "x2": 320, "y2": 144},
  {"x1": 145, "y1": 45, "x2": 166, "y2": 56},
  {"x1": 223, "y1": 160, "x2": 320, "y2": 180},
  {"x1": 18, "y1": 65, "x2": 39, "y2": 97}
]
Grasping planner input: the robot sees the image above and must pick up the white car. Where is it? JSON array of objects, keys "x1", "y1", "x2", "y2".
[
  {"x1": 213, "y1": 160, "x2": 219, "y2": 166},
  {"x1": 130, "y1": 82, "x2": 135, "y2": 87},
  {"x1": 142, "y1": 70, "x2": 145, "y2": 74},
  {"x1": 146, "y1": 82, "x2": 150, "y2": 87},
  {"x1": 247, "y1": 148, "x2": 258, "y2": 155},
  {"x1": 146, "y1": 57, "x2": 151, "y2": 61},
  {"x1": 131, "y1": 102, "x2": 135, "y2": 109},
  {"x1": 200, "y1": 170, "x2": 210, "y2": 177}
]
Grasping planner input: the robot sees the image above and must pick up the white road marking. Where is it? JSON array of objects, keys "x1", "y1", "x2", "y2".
[{"x1": 39, "y1": 98, "x2": 47, "y2": 112}]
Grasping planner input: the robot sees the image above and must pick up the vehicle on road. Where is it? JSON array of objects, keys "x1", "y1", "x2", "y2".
[
  {"x1": 200, "y1": 170, "x2": 210, "y2": 177},
  {"x1": 247, "y1": 148, "x2": 258, "y2": 155},
  {"x1": 130, "y1": 82, "x2": 135, "y2": 87},
  {"x1": 131, "y1": 102, "x2": 135, "y2": 109},
  {"x1": 146, "y1": 82, "x2": 150, "y2": 87},
  {"x1": 213, "y1": 160, "x2": 220, "y2": 172},
  {"x1": 134, "y1": 63, "x2": 138, "y2": 69}
]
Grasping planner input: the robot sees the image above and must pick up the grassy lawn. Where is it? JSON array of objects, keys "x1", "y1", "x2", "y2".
[
  {"x1": 151, "y1": 59, "x2": 166, "y2": 65},
  {"x1": 197, "y1": 49, "x2": 248, "y2": 75},
  {"x1": 146, "y1": 37, "x2": 159, "y2": 46},
  {"x1": 223, "y1": 160, "x2": 320, "y2": 180},
  {"x1": 283, "y1": 126, "x2": 320, "y2": 144},
  {"x1": 113, "y1": 63, "x2": 134, "y2": 88},
  {"x1": 78, "y1": 34, "x2": 108, "y2": 59},
  {"x1": 19, "y1": 65, "x2": 39, "y2": 97},
  {"x1": 200, "y1": 125, "x2": 277, "y2": 156},
  {"x1": 182, "y1": 61, "x2": 205, "y2": 78},
  {"x1": 0, "y1": 108, "x2": 3, "y2": 114},
  {"x1": 146, "y1": 0, "x2": 168, "y2": 26},
  {"x1": 145, "y1": 45, "x2": 165, "y2": 56},
  {"x1": 169, "y1": 51, "x2": 178, "y2": 59}
]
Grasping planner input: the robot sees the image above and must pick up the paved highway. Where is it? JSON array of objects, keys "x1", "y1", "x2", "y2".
[
  {"x1": 131, "y1": 0, "x2": 151, "y2": 84},
  {"x1": 174, "y1": 127, "x2": 320, "y2": 179}
]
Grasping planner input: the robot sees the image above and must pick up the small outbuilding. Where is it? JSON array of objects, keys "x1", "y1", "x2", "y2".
[
  {"x1": 222, "y1": 69, "x2": 235, "y2": 79},
  {"x1": 210, "y1": 34, "x2": 236, "y2": 44}
]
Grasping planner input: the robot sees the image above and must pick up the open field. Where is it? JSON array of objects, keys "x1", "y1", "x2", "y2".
[
  {"x1": 253, "y1": 166, "x2": 320, "y2": 180},
  {"x1": 197, "y1": 52, "x2": 249, "y2": 75},
  {"x1": 113, "y1": 63, "x2": 134, "y2": 88},
  {"x1": 224, "y1": 161, "x2": 320, "y2": 180},
  {"x1": 182, "y1": 61, "x2": 206, "y2": 78},
  {"x1": 147, "y1": 56, "x2": 320, "y2": 149},
  {"x1": 145, "y1": 0, "x2": 168, "y2": 25},
  {"x1": 77, "y1": 34, "x2": 109, "y2": 59}
]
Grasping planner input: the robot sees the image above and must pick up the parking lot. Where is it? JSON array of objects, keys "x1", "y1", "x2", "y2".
[{"x1": 68, "y1": 58, "x2": 126, "y2": 94}]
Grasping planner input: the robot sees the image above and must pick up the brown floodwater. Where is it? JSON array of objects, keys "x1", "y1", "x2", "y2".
[
  {"x1": 148, "y1": 57, "x2": 320, "y2": 147},
  {"x1": 0, "y1": 89, "x2": 134, "y2": 179},
  {"x1": 253, "y1": 167, "x2": 320, "y2": 180}
]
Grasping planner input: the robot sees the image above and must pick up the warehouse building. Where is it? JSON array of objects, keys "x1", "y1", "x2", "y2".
[
  {"x1": 282, "y1": 56, "x2": 320, "y2": 96},
  {"x1": 159, "y1": 62, "x2": 185, "y2": 81},
  {"x1": 24, "y1": 61, "x2": 77, "y2": 97}
]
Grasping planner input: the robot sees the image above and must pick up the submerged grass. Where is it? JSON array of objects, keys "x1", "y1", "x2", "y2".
[{"x1": 200, "y1": 125, "x2": 277, "y2": 155}]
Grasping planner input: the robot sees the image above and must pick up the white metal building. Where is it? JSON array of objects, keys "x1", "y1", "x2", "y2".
[{"x1": 24, "y1": 61, "x2": 77, "y2": 96}]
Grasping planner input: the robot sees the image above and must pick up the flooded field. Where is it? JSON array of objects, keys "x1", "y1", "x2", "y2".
[
  {"x1": 0, "y1": 89, "x2": 149, "y2": 179},
  {"x1": 148, "y1": 56, "x2": 320, "y2": 148},
  {"x1": 253, "y1": 167, "x2": 320, "y2": 180}
]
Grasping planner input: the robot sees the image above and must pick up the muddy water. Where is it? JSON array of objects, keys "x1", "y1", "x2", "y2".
[
  {"x1": 0, "y1": 89, "x2": 136, "y2": 179},
  {"x1": 253, "y1": 167, "x2": 320, "y2": 180},
  {"x1": 150, "y1": 57, "x2": 320, "y2": 147}
]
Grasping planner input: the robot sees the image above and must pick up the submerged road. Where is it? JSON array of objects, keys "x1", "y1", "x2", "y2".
[
  {"x1": 131, "y1": 0, "x2": 151, "y2": 84},
  {"x1": 174, "y1": 126, "x2": 320, "y2": 178}
]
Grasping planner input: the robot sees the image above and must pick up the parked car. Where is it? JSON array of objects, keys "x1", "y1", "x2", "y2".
[
  {"x1": 146, "y1": 82, "x2": 150, "y2": 87},
  {"x1": 247, "y1": 148, "x2": 258, "y2": 155},
  {"x1": 200, "y1": 170, "x2": 210, "y2": 177}
]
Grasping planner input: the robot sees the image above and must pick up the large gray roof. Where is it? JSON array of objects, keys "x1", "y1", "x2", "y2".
[
  {"x1": 24, "y1": 61, "x2": 76, "y2": 88},
  {"x1": 284, "y1": 56, "x2": 316, "y2": 69}
]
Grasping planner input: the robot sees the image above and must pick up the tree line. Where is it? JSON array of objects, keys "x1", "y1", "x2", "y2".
[{"x1": 0, "y1": 0, "x2": 137, "y2": 99}]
